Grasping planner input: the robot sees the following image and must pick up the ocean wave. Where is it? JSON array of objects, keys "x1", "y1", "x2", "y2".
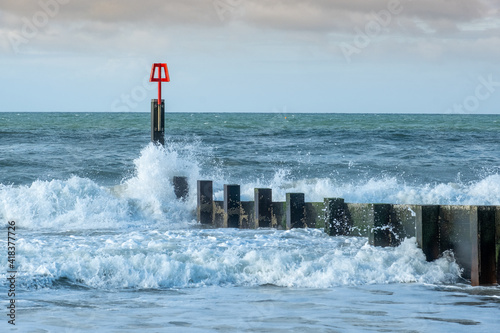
[
  {"x1": 4, "y1": 230, "x2": 461, "y2": 290},
  {"x1": 1, "y1": 142, "x2": 499, "y2": 231},
  {"x1": 238, "y1": 174, "x2": 500, "y2": 205},
  {"x1": 0, "y1": 142, "x2": 202, "y2": 230}
]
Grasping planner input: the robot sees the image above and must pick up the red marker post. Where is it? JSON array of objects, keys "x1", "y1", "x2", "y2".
[{"x1": 150, "y1": 63, "x2": 170, "y2": 145}]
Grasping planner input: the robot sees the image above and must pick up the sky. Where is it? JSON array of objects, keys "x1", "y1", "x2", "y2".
[{"x1": 0, "y1": 0, "x2": 499, "y2": 113}]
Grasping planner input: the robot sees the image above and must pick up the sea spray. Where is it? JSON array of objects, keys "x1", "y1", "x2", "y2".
[
  {"x1": 122, "y1": 143, "x2": 197, "y2": 222},
  {"x1": 2, "y1": 140, "x2": 499, "y2": 232},
  {"x1": 0, "y1": 141, "x2": 210, "y2": 230},
  {"x1": 233, "y1": 174, "x2": 500, "y2": 205},
  {"x1": 0, "y1": 176, "x2": 128, "y2": 230}
]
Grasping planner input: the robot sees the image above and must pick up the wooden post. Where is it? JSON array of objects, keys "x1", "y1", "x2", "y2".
[
  {"x1": 255, "y1": 188, "x2": 272, "y2": 228},
  {"x1": 369, "y1": 204, "x2": 397, "y2": 247},
  {"x1": 173, "y1": 176, "x2": 188, "y2": 200},
  {"x1": 224, "y1": 185, "x2": 241, "y2": 228},
  {"x1": 271, "y1": 201, "x2": 286, "y2": 229},
  {"x1": 471, "y1": 206, "x2": 497, "y2": 286},
  {"x1": 240, "y1": 201, "x2": 255, "y2": 229},
  {"x1": 213, "y1": 200, "x2": 225, "y2": 228},
  {"x1": 497, "y1": 206, "x2": 500, "y2": 284},
  {"x1": 197, "y1": 180, "x2": 213, "y2": 224},
  {"x1": 286, "y1": 193, "x2": 305, "y2": 230},
  {"x1": 439, "y1": 206, "x2": 474, "y2": 280},
  {"x1": 416, "y1": 205, "x2": 440, "y2": 261},
  {"x1": 324, "y1": 198, "x2": 347, "y2": 236}
]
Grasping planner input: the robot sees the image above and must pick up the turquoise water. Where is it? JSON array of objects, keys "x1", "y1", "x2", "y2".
[{"x1": 1, "y1": 112, "x2": 499, "y2": 332}]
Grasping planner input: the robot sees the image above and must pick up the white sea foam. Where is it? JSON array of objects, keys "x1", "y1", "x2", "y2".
[
  {"x1": 0, "y1": 141, "x2": 483, "y2": 292},
  {"x1": 0, "y1": 143, "x2": 203, "y2": 230},
  {"x1": 120, "y1": 142, "x2": 201, "y2": 223},
  {"x1": 238, "y1": 174, "x2": 500, "y2": 205},
  {"x1": 1, "y1": 142, "x2": 499, "y2": 232},
  {"x1": 11, "y1": 230, "x2": 461, "y2": 290},
  {"x1": 0, "y1": 176, "x2": 129, "y2": 230}
]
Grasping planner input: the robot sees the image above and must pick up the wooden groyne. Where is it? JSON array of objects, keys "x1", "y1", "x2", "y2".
[
  {"x1": 146, "y1": 72, "x2": 498, "y2": 287},
  {"x1": 195, "y1": 180, "x2": 499, "y2": 287}
]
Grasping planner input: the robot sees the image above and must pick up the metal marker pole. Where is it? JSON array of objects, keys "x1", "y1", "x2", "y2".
[
  {"x1": 149, "y1": 63, "x2": 170, "y2": 145},
  {"x1": 158, "y1": 69, "x2": 162, "y2": 132}
]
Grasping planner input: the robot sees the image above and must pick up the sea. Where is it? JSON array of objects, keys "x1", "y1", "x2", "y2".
[{"x1": 1, "y1": 112, "x2": 499, "y2": 332}]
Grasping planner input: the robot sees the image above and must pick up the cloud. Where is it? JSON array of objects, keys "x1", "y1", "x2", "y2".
[
  {"x1": 1, "y1": 0, "x2": 496, "y2": 29},
  {"x1": 0, "y1": 0, "x2": 498, "y2": 61},
  {"x1": 240, "y1": 0, "x2": 498, "y2": 36},
  {"x1": 0, "y1": 0, "x2": 220, "y2": 26}
]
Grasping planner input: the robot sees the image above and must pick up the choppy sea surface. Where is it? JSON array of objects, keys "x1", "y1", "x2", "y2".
[{"x1": 1, "y1": 112, "x2": 499, "y2": 332}]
